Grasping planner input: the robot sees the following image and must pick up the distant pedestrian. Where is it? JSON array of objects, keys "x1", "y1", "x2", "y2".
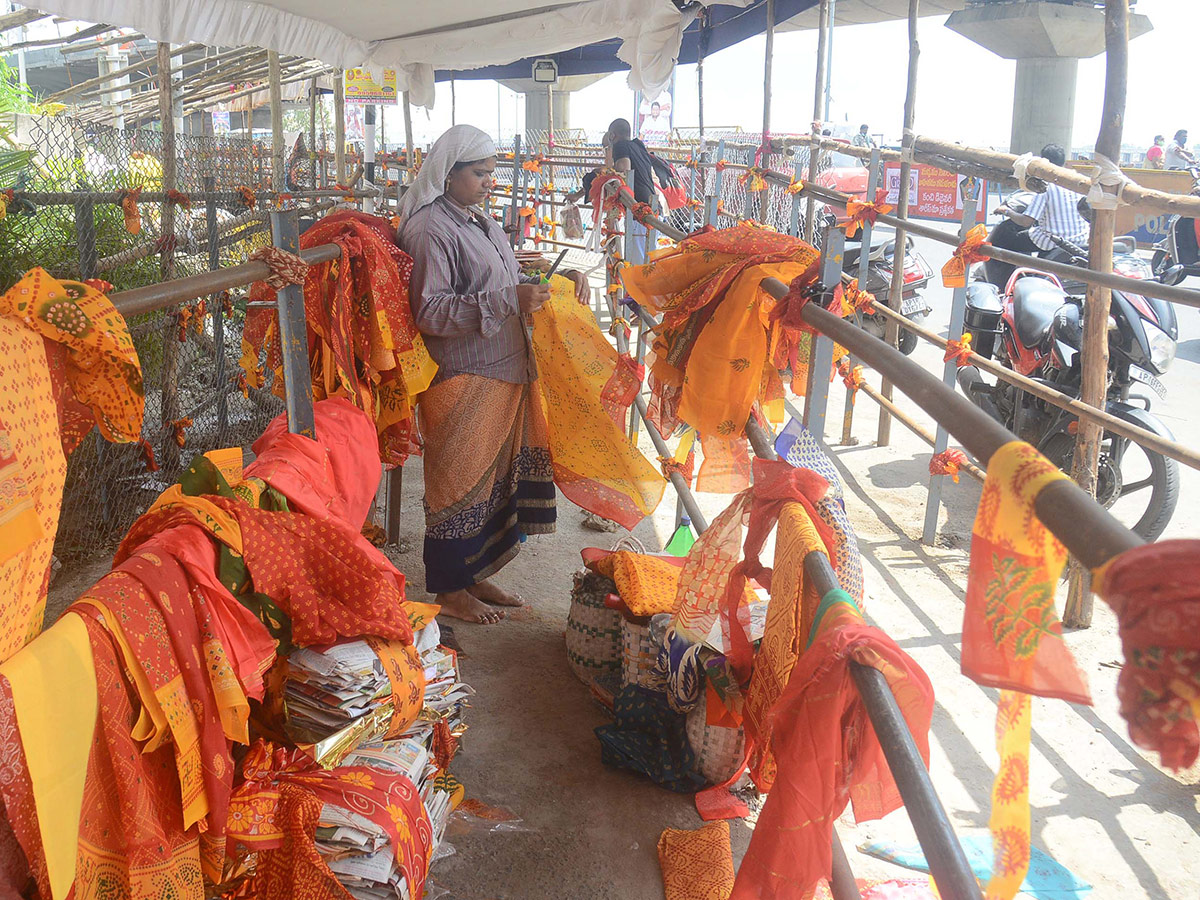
[
  {"x1": 852, "y1": 124, "x2": 876, "y2": 149},
  {"x1": 1145, "y1": 134, "x2": 1165, "y2": 169},
  {"x1": 1165, "y1": 130, "x2": 1196, "y2": 170}
]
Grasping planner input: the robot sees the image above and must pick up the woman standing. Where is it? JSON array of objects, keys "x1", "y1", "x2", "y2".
[{"x1": 398, "y1": 125, "x2": 586, "y2": 624}]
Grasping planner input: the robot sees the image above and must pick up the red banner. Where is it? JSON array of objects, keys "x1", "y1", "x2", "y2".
[{"x1": 883, "y1": 162, "x2": 988, "y2": 224}]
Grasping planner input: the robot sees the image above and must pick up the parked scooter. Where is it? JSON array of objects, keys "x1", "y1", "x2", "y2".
[
  {"x1": 1151, "y1": 165, "x2": 1200, "y2": 285},
  {"x1": 815, "y1": 206, "x2": 935, "y2": 354},
  {"x1": 958, "y1": 223, "x2": 1180, "y2": 541}
]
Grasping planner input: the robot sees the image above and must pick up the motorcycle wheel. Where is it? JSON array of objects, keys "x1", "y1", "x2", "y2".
[
  {"x1": 898, "y1": 329, "x2": 918, "y2": 355},
  {"x1": 1042, "y1": 431, "x2": 1179, "y2": 542}
]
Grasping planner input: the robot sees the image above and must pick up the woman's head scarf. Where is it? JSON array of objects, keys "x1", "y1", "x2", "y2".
[{"x1": 398, "y1": 124, "x2": 496, "y2": 220}]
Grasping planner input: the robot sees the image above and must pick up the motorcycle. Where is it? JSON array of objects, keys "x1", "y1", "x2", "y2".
[
  {"x1": 1151, "y1": 165, "x2": 1200, "y2": 285},
  {"x1": 816, "y1": 206, "x2": 935, "y2": 354},
  {"x1": 958, "y1": 224, "x2": 1180, "y2": 541}
]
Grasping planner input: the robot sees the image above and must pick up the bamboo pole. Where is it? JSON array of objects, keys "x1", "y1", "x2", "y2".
[
  {"x1": 1065, "y1": 0, "x2": 1129, "y2": 629},
  {"x1": 184, "y1": 65, "x2": 333, "y2": 115},
  {"x1": 60, "y1": 30, "x2": 144, "y2": 54},
  {"x1": 804, "y1": 0, "x2": 830, "y2": 242},
  {"x1": 157, "y1": 42, "x2": 182, "y2": 472},
  {"x1": 309, "y1": 77, "x2": 319, "y2": 192},
  {"x1": 48, "y1": 41, "x2": 204, "y2": 101},
  {"x1": 878, "y1": 0, "x2": 920, "y2": 447},
  {"x1": 269, "y1": 52, "x2": 285, "y2": 193},
  {"x1": 334, "y1": 70, "x2": 346, "y2": 185},
  {"x1": 402, "y1": 91, "x2": 414, "y2": 181},
  {"x1": 64, "y1": 44, "x2": 243, "y2": 102},
  {"x1": 761, "y1": 0, "x2": 775, "y2": 152}
]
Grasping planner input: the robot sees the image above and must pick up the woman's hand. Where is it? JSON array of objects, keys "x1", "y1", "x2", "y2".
[
  {"x1": 517, "y1": 282, "x2": 551, "y2": 315},
  {"x1": 561, "y1": 269, "x2": 590, "y2": 304}
]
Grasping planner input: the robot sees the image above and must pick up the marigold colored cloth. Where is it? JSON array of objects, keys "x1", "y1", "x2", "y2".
[
  {"x1": 243, "y1": 211, "x2": 436, "y2": 465},
  {"x1": 621, "y1": 223, "x2": 819, "y2": 442},
  {"x1": 657, "y1": 821, "x2": 735, "y2": 900},
  {"x1": 986, "y1": 690, "x2": 1033, "y2": 900},
  {"x1": 587, "y1": 551, "x2": 682, "y2": 616},
  {"x1": 1094, "y1": 539, "x2": 1200, "y2": 770},
  {"x1": 531, "y1": 277, "x2": 665, "y2": 529},
  {"x1": 366, "y1": 637, "x2": 426, "y2": 738},
  {"x1": 964, "y1": 441, "x2": 1089, "y2": 704},
  {"x1": 419, "y1": 373, "x2": 556, "y2": 593},
  {"x1": 731, "y1": 604, "x2": 935, "y2": 900}
]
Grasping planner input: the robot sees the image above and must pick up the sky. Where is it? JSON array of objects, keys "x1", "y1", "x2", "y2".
[{"x1": 388, "y1": 0, "x2": 1196, "y2": 154}]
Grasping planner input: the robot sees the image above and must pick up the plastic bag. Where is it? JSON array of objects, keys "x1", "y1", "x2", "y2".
[{"x1": 561, "y1": 202, "x2": 585, "y2": 240}]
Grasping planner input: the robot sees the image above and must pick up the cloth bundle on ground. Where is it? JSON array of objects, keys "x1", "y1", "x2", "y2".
[
  {"x1": 0, "y1": 268, "x2": 143, "y2": 664},
  {"x1": 620, "y1": 222, "x2": 821, "y2": 493},
  {"x1": 243, "y1": 210, "x2": 437, "y2": 466},
  {"x1": 0, "y1": 399, "x2": 420, "y2": 900},
  {"x1": 657, "y1": 820, "x2": 735, "y2": 900}
]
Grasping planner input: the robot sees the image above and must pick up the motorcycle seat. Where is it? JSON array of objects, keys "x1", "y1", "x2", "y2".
[
  {"x1": 843, "y1": 235, "x2": 891, "y2": 269},
  {"x1": 1011, "y1": 277, "x2": 1065, "y2": 347}
]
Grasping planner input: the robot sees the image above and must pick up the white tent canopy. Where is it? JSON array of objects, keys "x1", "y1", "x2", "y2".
[{"x1": 19, "y1": 0, "x2": 748, "y2": 106}]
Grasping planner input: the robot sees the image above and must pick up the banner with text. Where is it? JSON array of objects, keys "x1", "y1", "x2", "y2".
[
  {"x1": 344, "y1": 68, "x2": 398, "y2": 105},
  {"x1": 883, "y1": 162, "x2": 988, "y2": 224}
]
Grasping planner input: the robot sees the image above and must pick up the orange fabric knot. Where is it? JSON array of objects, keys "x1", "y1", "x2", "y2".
[
  {"x1": 176, "y1": 306, "x2": 192, "y2": 342},
  {"x1": 219, "y1": 290, "x2": 234, "y2": 318},
  {"x1": 250, "y1": 246, "x2": 309, "y2": 291},
  {"x1": 137, "y1": 438, "x2": 158, "y2": 472},
  {"x1": 715, "y1": 160, "x2": 729, "y2": 172},
  {"x1": 839, "y1": 278, "x2": 876, "y2": 316},
  {"x1": 522, "y1": 155, "x2": 544, "y2": 173},
  {"x1": 769, "y1": 262, "x2": 823, "y2": 380},
  {"x1": 738, "y1": 167, "x2": 768, "y2": 192},
  {"x1": 716, "y1": 201, "x2": 729, "y2": 217},
  {"x1": 929, "y1": 448, "x2": 969, "y2": 483},
  {"x1": 237, "y1": 185, "x2": 257, "y2": 209},
  {"x1": 838, "y1": 360, "x2": 864, "y2": 393},
  {"x1": 235, "y1": 370, "x2": 250, "y2": 399},
  {"x1": 171, "y1": 416, "x2": 193, "y2": 448},
  {"x1": 786, "y1": 179, "x2": 805, "y2": 195},
  {"x1": 518, "y1": 206, "x2": 536, "y2": 219},
  {"x1": 192, "y1": 299, "x2": 207, "y2": 334},
  {"x1": 3, "y1": 188, "x2": 14, "y2": 201},
  {"x1": 943, "y1": 332, "x2": 974, "y2": 367},
  {"x1": 942, "y1": 223, "x2": 990, "y2": 288},
  {"x1": 165, "y1": 189, "x2": 191, "y2": 209},
  {"x1": 609, "y1": 317, "x2": 631, "y2": 341},
  {"x1": 83, "y1": 278, "x2": 113, "y2": 294},
  {"x1": 275, "y1": 193, "x2": 294, "y2": 208},
  {"x1": 632, "y1": 202, "x2": 654, "y2": 224},
  {"x1": 843, "y1": 187, "x2": 894, "y2": 238},
  {"x1": 686, "y1": 198, "x2": 703, "y2": 210},
  {"x1": 117, "y1": 186, "x2": 143, "y2": 235},
  {"x1": 657, "y1": 452, "x2": 695, "y2": 483}
]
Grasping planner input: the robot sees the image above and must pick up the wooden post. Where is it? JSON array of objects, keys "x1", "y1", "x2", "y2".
[
  {"x1": 334, "y1": 69, "x2": 346, "y2": 184},
  {"x1": 1065, "y1": 0, "x2": 1129, "y2": 629},
  {"x1": 877, "y1": 0, "x2": 920, "y2": 447},
  {"x1": 309, "y1": 75, "x2": 318, "y2": 191},
  {"x1": 269, "y1": 51, "x2": 284, "y2": 193},
  {"x1": 451, "y1": 77, "x2": 457, "y2": 126},
  {"x1": 157, "y1": 41, "x2": 182, "y2": 471},
  {"x1": 402, "y1": 91, "x2": 414, "y2": 178},
  {"x1": 761, "y1": 0, "x2": 775, "y2": 153},
  {"x1": 804, "y1": 0, "x2": 830, "y2": 243},
  {"x1": 697, "y1": 16, "x2": 707, "y2": 151}
]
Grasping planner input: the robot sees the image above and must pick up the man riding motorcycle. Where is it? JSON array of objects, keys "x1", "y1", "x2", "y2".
[{"x1": 984, "y1": 143, "x2": 1091, "y2": 287}]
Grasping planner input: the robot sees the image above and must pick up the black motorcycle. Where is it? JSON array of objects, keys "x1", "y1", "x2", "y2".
[
  {"x1": 1151, "y1": 165, "x2": 1200, "y2": 285},
  {"x1": 959, "y1": 229, "x2": 1180, "y2": 541}
]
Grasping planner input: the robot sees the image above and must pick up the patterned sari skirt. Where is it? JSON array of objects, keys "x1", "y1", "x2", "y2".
[{"x1": 419, "y1": 374, "x2": 556, "y2": 593}]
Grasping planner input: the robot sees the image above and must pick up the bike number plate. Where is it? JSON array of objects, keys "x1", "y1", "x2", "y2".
[
  {"x1": 1130, "y1": 367, "x2": 1167, "y2": 399},
  {"x1": 900, "y1": 293, "x2": 925, "y2": 316}
]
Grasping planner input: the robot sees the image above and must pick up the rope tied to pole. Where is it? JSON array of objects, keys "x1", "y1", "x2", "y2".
[
  {"x1": 165, "y1": 189, "x2": 191, "y2": 209},
  {"x1": 929, "y1": 448, "x2": 968, "y2": 483},
  {"x1": 941, "y1": 223, "x2": 990, "y2": 288},
  {"x1": 943, "y1": 333, "x2": 974, "y2": 367},
  {"x1": 250, "y1": 246, "x2": 309, "y2": 290},
  {"x1": 843, "y1": 187, "x2": 893, "y2": 238}
]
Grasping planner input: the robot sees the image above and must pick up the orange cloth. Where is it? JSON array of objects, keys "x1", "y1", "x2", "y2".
[
  {"x1": 366, "y1": 638, "x2": 426, "y2": 738},
  {"x1": 587, "y1": 551, "x2": 683, "y2": 616},
  {"x1": 941, "y1": 223, "x2": 990, "y2": 288},
  {"x1": 843, "y1": 189, "x2": 894, "y2": 239},
  {"x1": 657, "y1": 821, "x2": 735, "y2": 900},
  {"x1": 986, "y1": 690, "x2": 1033, "y2": 900}
]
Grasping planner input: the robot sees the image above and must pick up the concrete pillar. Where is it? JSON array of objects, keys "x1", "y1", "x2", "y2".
[
  {"x1": 1011, "y1": 57, "x2": 1078, "y2": 155},
  {"x1": 524, "y1": 88, "x2": 570, "y2": 136}
]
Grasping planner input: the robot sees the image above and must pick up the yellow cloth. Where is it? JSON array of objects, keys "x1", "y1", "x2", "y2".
[
  {"x1": 589, "y1": 551, "x2": 682, "y2": 616},
  {"x1": 0, "y1": 319, "x2": 67, "y2": 662},
  {"x1": 531, "y1": 277, "x2": 665, "y2": 528},
  {"x1": 744, "y1": 502, "x2": 827, "y2": 790},
  {"x1": 987, "y1": 691, "x2": 1032, "y2": 900},
  {"x1": 657, "y1": 820, "x2": 735, "y2": 900},
  {"x1": 0, "y1": 612, "x2": 97, "y2": 900},
  {"x1": 143, "y1": 485, "x2": 245, "y2": 555}
]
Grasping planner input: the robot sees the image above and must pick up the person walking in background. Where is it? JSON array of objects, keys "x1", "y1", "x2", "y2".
[
  {"x1": 852, "y1": 124, "x2": 876, "y2": 149},
  {"x1": 607, "y1": 117, "x2": 657, "y2": 260},
  {"x1": 1165, "y1": 130, "x2": 1196, "y2": 170},
  {"x1": 1145, "y1": 135, "x2": 1165, "y2": 169}
]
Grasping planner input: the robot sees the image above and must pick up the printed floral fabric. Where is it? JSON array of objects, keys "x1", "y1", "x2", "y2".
[
  {"x1": 243, "y1": 211, "x2": 436, "y2": 466},
  {"x1": 587, "y1": 551, "x2": 682, "y2": 617},
  {"x1": 985, "y1": 691, "x2": 1033, "y2": 900},
  {"x1": 1093, "y1": 539, "x2": 1200, "y2": 770},
  {"x1": 531, "y1": 277, "x2": 665, "y2": 529},
  {"x1": 657, "y1": 821, "x2": 735, "y2": 900},
  {"x1": 366, "y1": 638, "x2": 426, "y2": 738},
  {"x1": 964, "y1": 441, "x2": 1089, "y2": 704},
  {"x1": 0, "y1": 268, "x2": 143, "y2": 444}
]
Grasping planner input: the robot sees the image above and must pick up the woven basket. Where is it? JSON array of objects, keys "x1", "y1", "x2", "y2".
[
  {"x1": 686, "y1": 703, "x2": 746, "y2": 785},
  {"x1": 621, "y1": 617, "x2": 666, "y2": 690},
  {"x1": 566, "y1": 570, "x2": 622, "y2": 686}
]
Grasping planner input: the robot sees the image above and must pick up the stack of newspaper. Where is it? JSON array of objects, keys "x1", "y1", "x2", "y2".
[{"x1": 285, "y1": 641, "x2": 391, "y2": 735}]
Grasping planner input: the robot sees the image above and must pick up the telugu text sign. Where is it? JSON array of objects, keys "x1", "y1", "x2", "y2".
[{"x1": 883, "y1": 162, "x2": 988, "y2": 224}]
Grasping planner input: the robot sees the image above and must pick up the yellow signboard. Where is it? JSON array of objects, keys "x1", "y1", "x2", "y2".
[{"x1": 344, "y1": 68, "x2": 398, "y2": 105}]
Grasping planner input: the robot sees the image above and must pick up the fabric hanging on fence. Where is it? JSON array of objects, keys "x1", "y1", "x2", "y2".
[
  {"x1": 657, "y1": 820, "x2": 736, "y2": 900},
  {"x1": 963, "y1": 441, "x2": 1089, "y2": 704},
  {"x1": 731, "y1": 596, "x2": 934, "y2": 900},
  {"x1": 243, "y1": 211, "x2": 436, "y2": 466},
  {"x1": 530, "y1": 277, "x2": 665, "y2": 530},
  {"x1": 1093, "y1": 539, "x2": 1200, "y2": 770},
  {"x1": 984, "y1": 690, "x2": 1033, "y2": 900},
  {"x1": 621, "y1": 222, "x2": 820, "y2": 443},
  {"x1": 586, "y1": 551, "x2": 683, "y2": 617}
]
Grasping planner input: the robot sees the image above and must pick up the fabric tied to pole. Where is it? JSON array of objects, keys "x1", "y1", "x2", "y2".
[
  {"x1": 237, "y1": 185, "x2": 257, "y2": 209},
  {"x1": 117, "y1": 186, "x2": 142, "y2": 235},
  {"x1": 786, "y1": 178, "x2": 804, "y2": 195},
  {"x1": 165, "y1": 189, "x2": 191, "y2": 209},
  {"x1": 1093, "y1": 539, "x2": 1200, "y2": 770},
  {"x1": 737, "y1": 168, "x2": 767, "y2": 192},
  {"x1": 1087, "y1": 152, "x2": 1134, "y2": 211},
  {"x1": 249, "y1": 246, "x2": 309, "y2": 290},
  {"x1": 943, "y1": 332, "x2": 974, "y2": 366},
  {"x1": 843, "y1": 188, "x2": 893, "y2": 238},
  {"x1": 942, "y1": 223, "x2": 990, "y2": 287},
  {"x1": 929, "y1": 448, "x2": 968, "y2": 483},
  {"x1": 838, "y1": 360, "x2": 864, "y2": 394}
]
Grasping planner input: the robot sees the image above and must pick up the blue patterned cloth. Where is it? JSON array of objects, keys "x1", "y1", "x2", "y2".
[
  {"x1": 595, "y1": 686, "x2": 705, "y2": 792},
  {"x1": 650, "y1": 615, "x2": 704, "y2": 714}
]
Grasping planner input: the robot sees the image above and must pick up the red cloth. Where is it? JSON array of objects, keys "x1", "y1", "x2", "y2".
[
  {"x1": 1096, "y1": 539, "x2": 1200, "y2": 769},
  {"x1": 731, "y1": 623, "x2": 934, "y2": 900}
]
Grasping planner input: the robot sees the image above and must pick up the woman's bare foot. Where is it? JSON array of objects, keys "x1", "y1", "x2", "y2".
[
  {"x1": 436, "y1": 590, "x2": 505, "y2": 624},
  {"x1": 467, "y1": 579, "x2": 526, "y2": 607}
]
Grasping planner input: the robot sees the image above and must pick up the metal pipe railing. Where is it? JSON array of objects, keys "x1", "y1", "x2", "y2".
[{"x1": 13, "y1": 188, "x2": 378, "y2": 206}]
